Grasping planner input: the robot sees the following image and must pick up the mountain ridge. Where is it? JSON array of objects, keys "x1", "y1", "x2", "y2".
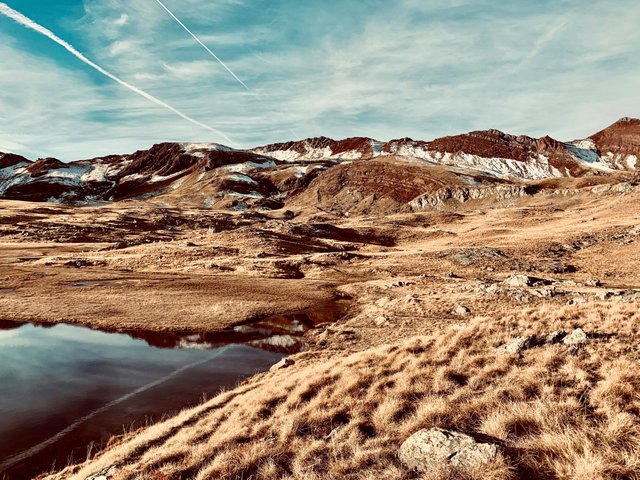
[{"x1": 0, "y1": 118, "x2": 637, "y2": 206}]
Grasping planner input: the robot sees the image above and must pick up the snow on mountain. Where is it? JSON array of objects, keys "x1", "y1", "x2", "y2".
[
  {"x1": 0, "y1": 118, "x2": 638, "y2": 204},
  {"x1": 253, "y1": 137, "x2": 382, "y2": 162}
]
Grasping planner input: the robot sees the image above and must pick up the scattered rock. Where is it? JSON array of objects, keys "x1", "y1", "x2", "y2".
[
  {"x1": 270, "y1": 357, "x2": 295, "y2": 371},
  {"x1": 504, "y1": 274, "x2": 533, "y2": 288},
  {"x1": 620, "y1": 290, "x2": 640, "y2": 302},
  {"x1": 404, "y1": 294, "x2": 420, "y2": 305},
  {"x1": 86, "y1": 466, "x2": 118, "y2": 480},
  {"x1": 496, "y1": 335, "x2": 535, "y2": 355},
  {"x1": 544, "y1": 331, "x2": 566, "y2": 345},
  {"x1": 585, "y1": 279, "x2": 602, "y2": 287},
  {"x1": 476, "y1": 283, "x2": 500, "y2": 296},
  {"x1": 385, "y1": 280, "x2": 416, "y2": 289},
  {"x1": 453, "y1": 305, "x2": 471, "y2": 316},
  {"x1": 568, "y1": 294, "x2": 587, "y2": 305},
  {"x1": 398, "y1": 428, "x2": 498, "y2": 472},
  {"x1": 533, "y1": 287, "x2": 557, "y2": 298},
  {"x1": 374, "y1": 315, "x2": 390, "y2": 327},
  {"x1": 446, "y1": 248, "x2": 506, "y2": 267},
  {"x1": 563, "y1": 328, "x2": 588, "y2": 346},
  {"x1": 595, "y1": 290, "x2": 613, "y2": 301}
]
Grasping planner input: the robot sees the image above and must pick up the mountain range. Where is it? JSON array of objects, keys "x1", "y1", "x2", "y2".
[{"x1": 0, "y1": 117, "x2": 638, "y2": 210}]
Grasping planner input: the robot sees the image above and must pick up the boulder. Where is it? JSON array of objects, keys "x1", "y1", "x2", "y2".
[
  {"x1": 454, "y1": 305, "x2": 471, "y2": 316},
  {"x1": 568, "y1": 294, "x2": 587, "y2": 305},
  {"x1": 504, "y1": 274, "x2": 532, "y2": 288},
  {"x1": 544, "y1": 331, "x2": 566, "y2": 345},
  {"x1": 86, "y1": 466, "x2": 118, "y2": 480},
  {"x1": 399, "y1": 428, "x2": 498, "y2": 472},
  {"x1": 563, "y1": 328, "x2": 588, "y2": 346},
  {"x1": 595, "y1": 290, "x2": 614, "y2": 301},
  {"x1": 496, "y1": 335, "x2": 535, "y2": 355},
  {"x1": 270, "y1": 357, "x2": 295, "y2": 371},
  {"x1": 374, "y1": 315, "x2": 390, "y2": 327}
]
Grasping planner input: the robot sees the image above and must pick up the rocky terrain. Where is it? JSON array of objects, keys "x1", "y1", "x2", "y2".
[{"x1": 0, "y1": 118, "x2": 639, "y2": 479}]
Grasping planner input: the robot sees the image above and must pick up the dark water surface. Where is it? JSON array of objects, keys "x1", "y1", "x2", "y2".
[{"x1": 0, "y1": 320, "x2": 287, "y2": 480}]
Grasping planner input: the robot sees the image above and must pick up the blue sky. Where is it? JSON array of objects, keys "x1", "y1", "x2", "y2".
[{"x1": 0, "y1": 0, "x2": 639, "y2": 160}]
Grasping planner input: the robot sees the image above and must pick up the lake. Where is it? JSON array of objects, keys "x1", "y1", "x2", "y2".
[{"x1": 0, "y1": 320, "x2": 286, "y2": 479}]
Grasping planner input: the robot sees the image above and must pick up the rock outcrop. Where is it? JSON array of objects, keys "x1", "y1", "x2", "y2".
[{"x1": 398, "y1": 428, "x2": 499, "y2": 471}]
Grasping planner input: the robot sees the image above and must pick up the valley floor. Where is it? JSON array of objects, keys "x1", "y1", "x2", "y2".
[{"x1": 1, "y1": 181, "x2": 639, "y2": 479}]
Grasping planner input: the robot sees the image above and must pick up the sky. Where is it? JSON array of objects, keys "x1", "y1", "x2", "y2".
[{"x1": 0, "y1": 0, "x2": 639, "y2": 161}]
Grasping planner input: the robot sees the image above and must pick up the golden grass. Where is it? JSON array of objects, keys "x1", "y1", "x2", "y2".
[{"x1": 46, "y1": 301, "x2": 640, "y2": 480}]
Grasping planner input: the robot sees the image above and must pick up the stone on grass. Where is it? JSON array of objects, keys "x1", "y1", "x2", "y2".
[
  {"x1": 86, "y1": 466, "x2": 117, "y2": 480},
  {"x1": 495, "y1": 335, "x2": 535, "y2": 355},
  {"x1": 399, "y1": 428, "x2": 498, "y2": 472},
  {"x1": 544, "y1": 331, "x2": 566, "y2": 345},
  {"x1": 504, "y1": 274, "x2": 532, "y2": 288},
  {"x1": 374, "y1": 315, "x2": 390, "y2": 327},
  {"x1": 270, "y1": 357, "x2": 295, "y2": 371},
  {"x1": 563, "y1": 328, "x2": 588, "y2": 346}
]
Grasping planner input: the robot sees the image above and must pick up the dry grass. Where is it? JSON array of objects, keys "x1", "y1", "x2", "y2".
[
  {"x1": 46, "y1": 301, "x2": 640, "y2": 480},
  {"x1": 5, "y1": 186, "x2": 638, "y2": 479}
]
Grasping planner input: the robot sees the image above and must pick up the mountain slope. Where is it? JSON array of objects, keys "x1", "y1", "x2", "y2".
[{"x1": 0, "y1": 118, "x2": 637, "y2": 206}]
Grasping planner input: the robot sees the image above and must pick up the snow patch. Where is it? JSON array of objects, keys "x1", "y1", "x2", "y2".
[
  {"x1": 387, "y1": 146, "x2": 564, "y2": 180},
  {"x1": 120, "y1": 173, "x2": 145, "y2": 182},
  {"x1": 220, "y1": 159, "x2": 277, "y2": 173},
  {"x1": 181, "y1": 142, "x2": 233, "y2": 153},
  {"x1": 226, "y1": 173, "x2": 258, "y2": 185},
  {"x1": 80, "y1": 162, "x2": 115, "y2": 183},
  {"x1": 218, "y1": 190, "x2": 265, "y2": 199}
]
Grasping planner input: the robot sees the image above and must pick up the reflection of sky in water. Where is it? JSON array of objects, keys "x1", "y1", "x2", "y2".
[{"x1": 0, "y1": 321, "x2": 281, "y2": 478}]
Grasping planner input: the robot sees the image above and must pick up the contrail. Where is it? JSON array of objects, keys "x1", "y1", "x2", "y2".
[
  {"x1": 0, "y1": 347, "x2": 231, "y2": 471},
  {"x1": 154, "y1": 0, "x2": 251, "y2": 91},
  {"x1": 0, "y1": 2, "x2": 235, "y2": 145}
]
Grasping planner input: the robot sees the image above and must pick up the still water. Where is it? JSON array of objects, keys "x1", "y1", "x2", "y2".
[{"x1": 0, "y1": 320, "x2": 286, "y2": 479}]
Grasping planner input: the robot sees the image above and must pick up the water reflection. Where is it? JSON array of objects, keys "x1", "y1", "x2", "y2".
[{"x1": 0, "y1": 301, "x2": 348, "y2": 479}]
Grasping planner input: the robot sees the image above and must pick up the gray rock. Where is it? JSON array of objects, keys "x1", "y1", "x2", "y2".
[
  {"x1": 595, "y1": 290, "x2": 614, "y2": 301},
  {"x1": 86, "y1": 466, "x2": 118, "y2": 480},
  {"x1": 399, "y1": 428, "x2": 498, "y2": 472},
  {"x1": 496, "y1": 335, "x2": 535, "y2": 355},
  {"x1": 504, "y1": 274, "x2": 532, "y2": 288},
  {"x1": 568, "y1": 294, "x2": 587, "y2": 305},
  {"x1": 621, "y1": 290, "x2": 640, "y2": 302},
  {"x1": 385, "y1": 280, "x2": 416, "y2": 289},
  {"x1": 534, "y1": 287, "x2": 556, "y2": 298},
  {"x1": 544, "y1": 331, "x2": 566, "y2": 344},
  {"x1": 270, "y1": 357, "x2": 295, "y2": 371},
  {"x1": 563, "y1": 328, "x2": 588, "y2": 346},
  {"x1": 374, "y1": 315, "x2": 390, "y2": 327}
]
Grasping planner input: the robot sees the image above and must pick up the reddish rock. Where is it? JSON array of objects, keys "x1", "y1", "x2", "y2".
[{"x1": 590, "y1": 117, "x2": 640, "y2": 157}]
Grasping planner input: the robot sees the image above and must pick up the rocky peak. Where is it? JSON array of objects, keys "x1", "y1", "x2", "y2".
[
  {"x1": 0, "y1": 152, "x2": 30, "y2": 169},
  {"x1": 26, "y1": 157, "x2": 67, "y2": 177},
  {"x1": 254, "y1": 136, "x2": 379, "y2": 160},
  {"x1": 590, "y1": 117, "x2": 640, "y2": 156},
  {"x1": 119, "y1": 142, "x2": 202, "y2": 178}
]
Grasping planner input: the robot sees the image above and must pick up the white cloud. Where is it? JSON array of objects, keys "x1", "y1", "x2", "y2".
[
  {"x1": 1, "y1": 0, "x2": 639, "y2": 161},
  {"x1": 114, "y1": 13, "x2": 129, "y2": 27},
  {"x1": 108, "y1": 39, "x2": 134, "y2": 56}
]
